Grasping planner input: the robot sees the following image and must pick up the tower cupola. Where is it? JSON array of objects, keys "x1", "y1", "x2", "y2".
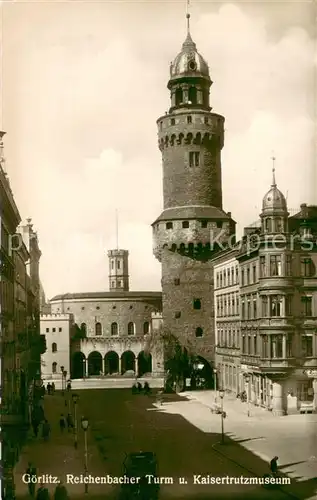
[
  {"x1": 260, "y1": 158, "x2": 289, "y2": 234},
  {"x1": 108, "y1": 249, "x2": 129, "y2": 292},
  {"x1": 168, "y1": 11, "x2": 212, "y2": 113}
]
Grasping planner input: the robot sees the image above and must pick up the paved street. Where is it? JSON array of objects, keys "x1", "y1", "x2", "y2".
[
  {"x1": 156, "y1": 390, "x2": 317, "y2": 499},
  {"x1": 14, "y1": 389, "x2": 300, "y2": 499}
]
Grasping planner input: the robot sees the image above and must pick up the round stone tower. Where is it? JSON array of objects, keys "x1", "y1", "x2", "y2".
[{"x1": 152, "y1": 14, "x2": 236, "y2": 364}]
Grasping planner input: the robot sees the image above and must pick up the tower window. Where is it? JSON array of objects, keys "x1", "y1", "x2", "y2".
[
  {"x1": 187, "y1": 115, "x2": 192, "y2": 124},
  {"x1": 95, "y1": 322, "x2": 102, "y2": 335},
  {"x1": 111, "y1": 322, "x2": 118, "y2": 336},
  {"x1": 182, "y1": 221, "x2": 189, "y2": 228},
  {"x1": 204, "y1": 117, "x2": 208, "y2": 124},
  {"x1": 143, "y1": 321, "x2": 150, "y2": 334},
  {"x1": 128, "y1": 322, "x2": 135, "y2": 335},
  {"x1": 166, "y1": 222, "x2": 173, "y2": 230},
  {"x1": 188, "y1": 87, "x2": 197, "y2": 104},
  {"x1": 118, "y1": 281, "x2": 122, "y2": 287},
  {"x1": 52, "y1": 342, "x2": 57, "y2": 353},
  {"x1": 117, "y1": 260, "x2": 121, "y2": 269},
  {"x1": 193, "y1": 299, "x2": 201, "y2": 310},
  {"x1": 201, "y1": 220, "x2": 208, "y2": 228},
  {"x1": 189, "y1": 151, "x2": 200, "y2": 167},
  {"x1": 111, "y1": 260, "x2": 114, "y2": 269},
  {"x1": 170, "y1": 118, "x2": 175, "y2": 126},
  {"x1": 52, "y1": 362, "x2": 57, "y2": 374},
  {"x1": 160, "y1": 121, "x2": 163, "y2": 130},
  {"x1": 195, "y1": 327, "x2": 203, "y2": 337},
  {"x1": 112, "y1": 281, "x2": 115, "y2": 288},
  {"x1": 175, "y1": 88, "x2": 183, "y2": 105}
]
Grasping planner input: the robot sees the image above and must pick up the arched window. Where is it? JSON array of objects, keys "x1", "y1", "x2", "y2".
[
  {"x1": 52, "y1": 342, "x2": 57, "y2": 353},
  {"x1": 95, "y1": 322, "x2": 102, "y2": 336},
  {"x1": 188, "y1": 86, "x2": 197, "y2": 105},
  {"x1": 111, "y1": 322, "x2": 118, "y2": 336},
  {"x1": 111, "y1": 260, "x2": 114, "y2": 269},
  {"x1": 175, "y1": 88, "x2": 183, "y2": 105},
  {"x1": 81, "y1": 323, "x2": 87, "y2": 335},
  {"x1": 128, "y1": 322, "x2": 135, "y2": 335},
  {"x1": 195, "y1": 327, "x2": 203, "y2": 338},
  {"x1": 265, "y1": 218, "x2": 272, "y2": 232},
  {"x1": 143, "y1": 322, "x2": 150, "y2": 335},
  {"x1": 52, "y1": 362, "x2": 57, "y2": 373},
  {"x1": 117, "y1": 260, "x2": 121, "y2": 269}
]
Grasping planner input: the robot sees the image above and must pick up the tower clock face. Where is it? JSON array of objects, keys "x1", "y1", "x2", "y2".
[{"x1": 188, "y1": 59, "x2": 197, "y2": 71}]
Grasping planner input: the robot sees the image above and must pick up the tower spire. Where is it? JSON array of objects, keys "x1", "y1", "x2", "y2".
[
  {"x1": 115, "y1": 209, "x2": 119, "y2": 250},
  {"x1": 186, "y1": 0, "x2": 190, "y2": 35},
  {"x1": 271, "y1": 154, "x2": 276, "y2": 187}
]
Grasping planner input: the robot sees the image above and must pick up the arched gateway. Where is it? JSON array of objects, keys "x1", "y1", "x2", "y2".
[
  {"x1": 137, "y1": 351, "x2": 152, "y2": 377},
  {"x1": 72, "y1": 352, "x2": 86, "y2": 378},
  {"x1": 88, "y1": 351, "x2": 102, "y2": 376},
  {"x1": 121, "y1": 350, "x2": 135, "y2": 374},
  {"x1": 104, "y1": 351, "x2": 119, "y2": 375}
]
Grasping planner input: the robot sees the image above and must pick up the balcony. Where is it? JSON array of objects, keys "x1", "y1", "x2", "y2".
[
  {"x1": 240, "y1": 355, "x2": 260, "y2": 366},
  {"x1": 258, "y1": 358, "x2": 296, "y2": 371}
]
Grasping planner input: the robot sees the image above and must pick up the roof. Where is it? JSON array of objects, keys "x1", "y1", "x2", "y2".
[
  {"x1": 152, "y1": 206, "x2": 233, "y2": 224},
  {"x1": 50, "y1": 291, "x2": 162, "y2": 302}
]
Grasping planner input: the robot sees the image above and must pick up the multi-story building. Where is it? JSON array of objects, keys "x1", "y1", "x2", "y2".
[
  {"x1": 40, "y1": 313, "x2": 74, "y2": 381},
  {"x1": 215, "y1": 170, "x2": 317, "y2": 415},
  {"x1": 213, "y1": 250, "x2": 240, "y2": 392},
  {"x1": 0, "y1": 131, "x2": 44, "y2": 499},
  {"x1": 152, "y1": 14, "x2": 235, "y2": 380},
  {"x1": 49, "y1": 248, "x2": 164, "y2": 380}
]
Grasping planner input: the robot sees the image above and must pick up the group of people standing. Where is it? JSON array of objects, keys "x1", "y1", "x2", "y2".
[
  {"x1": 26, "y1": 463, "x2": 69, "y2": 500},
  {"x1": 132, "y1": 381, "x2": 151, "y2": 395}
]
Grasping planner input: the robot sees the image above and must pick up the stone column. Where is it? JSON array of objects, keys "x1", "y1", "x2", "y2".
[
  {"x1": 272, "y1": 380, "x2": 287, "y2": 416},
  {"x1": 313, "y1": 379, "x2": 317, "y2": 411},
  {"x1": 118, "y1": 357, "x2": 122, "y2": 375},
  {"x1": 282, "y1": 335, "x2": 286, "y2": 359},
  {"x1": 251, "y1": 375, "x2": 256, "y2": 403},
  {"x1": 85, "y1": 359, "x2": 88, "y2": 377}
]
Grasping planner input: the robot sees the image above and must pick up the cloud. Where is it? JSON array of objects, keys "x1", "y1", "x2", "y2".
[{"x1": 3, "y1": 2, "x2": 316, "y2": 297}]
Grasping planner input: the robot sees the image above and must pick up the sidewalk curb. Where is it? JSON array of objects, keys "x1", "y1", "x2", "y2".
[{"x1": 211, "y1": 442, "x2": 301, "y2": 500}]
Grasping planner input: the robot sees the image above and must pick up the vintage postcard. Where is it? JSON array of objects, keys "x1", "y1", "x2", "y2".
[{"x1": 0, "y1": 0, "x2": 316, "y2": 499}]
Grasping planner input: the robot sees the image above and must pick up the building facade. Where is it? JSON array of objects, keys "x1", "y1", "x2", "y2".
[
  {"x1": 213, "y1": 251, "x2": 240, "y2": 393},
  {"x1": 49, "y1": 249, "x2": 164, "y2": 380},
  {"x1": 0, "y1": 132, "x2": 44, "y2": 498},
  {"x1": 152, "y1": 16, "x2": 235, "y2": 373},
  {"x1": 215, "y1": 171, "x2": 317, "y2": 415},
  {"x1": 40, "y1": 313, "x2": 74, "y2": 380}
]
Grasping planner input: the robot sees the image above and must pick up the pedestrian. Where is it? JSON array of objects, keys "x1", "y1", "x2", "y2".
[
  {"x1": 54, "y1": 481, "x2": 69, "y2": 500},
  {"x1": 143, "y1": 382, "x2": 151, "y2": 395},
  {"x1": 66, "y1": 414, "x2": 73, "y2": 432},
  {"x1": 26, "y1": 462, "x2": 37, "y2": 497},
  {"x1": 42, "y1": 419, "x2": 51, "y2": 441},
  {"x1": 137, "y1": 382, "x2": 142, "y2": 393},
  {"x1": 51, "y1": 382, "x2": 55, "y2": 394},
  {"x1": 270, "y1": 456, "x2": 278, "y2": 475},
  {"x1": 67, "y1": 381, "x2": 71, "y2": 392},
  {"x1": 32, "y1": 418, "x2": 40, "y2": 438},
  {"x1": 36, "y1": 482, "x2": 50, "y2": 500},
  {"x1": 59, "y1": 414, "x2": 66, "y2": 433},
  {"x1": 47, "y1": 383, "x2": 51, "y2": 395}
]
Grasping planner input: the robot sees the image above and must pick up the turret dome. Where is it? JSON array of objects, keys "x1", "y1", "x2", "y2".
[
  {"x1": 262, "y1": 166, "x2": 287, "y2": 213},
  {"x1": 170, "y1": 32, "x2": 210, "y2": 81}
]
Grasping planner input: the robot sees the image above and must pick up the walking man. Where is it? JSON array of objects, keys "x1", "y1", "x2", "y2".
[
  {"x1": 59, "y1": 414, "x2": 66, "y2": 433},
  {"x1": 26, "y1": 462, "x2": 37, "y2": 497},
  {"x1": 42, "y1": 419, "x2": 51, "y2": 441},
  {"x1": 270, "y1": 456, "x2": 278, "y2": 476}
]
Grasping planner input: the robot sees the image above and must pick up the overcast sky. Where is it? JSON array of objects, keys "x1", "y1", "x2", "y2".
[{"x1": 1, "y1": 0, "x2": 316, "y2": 299}]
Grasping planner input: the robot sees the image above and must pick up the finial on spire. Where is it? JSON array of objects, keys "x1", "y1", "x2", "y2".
[
  {"x1": 271, "y1": 153, "x2": 276, "y2": 187},
  {"x1": 186, "y1": 0, "x2": 190, "y2": 34}
]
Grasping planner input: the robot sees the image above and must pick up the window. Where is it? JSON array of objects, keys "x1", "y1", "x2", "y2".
[
  {"x1": 195, "y1": 327, "x2": 203, "y2": 337},
  {"x1": 111, "y1": 260, "x2": 114, "y2": 269},
  {"x1": 143, "y1": 322, "x2": 150, "y2": 335},
  {"x1": 52, "y1": 328, "x2": 56, "y2": 333},
  {"x1": 175, "y1": 88, "x2": 183, "y2": 105},
  {"x1": 187, "y1": 115, "x2": 192, "y2": 124},
  {"x1": 96, "y1": 306, "x2": 100, "y2": 310},
  {"x1": 262, "y1": 335, "x2": 268, "y2": 358},
  {"x1": 241, "y1": 300, "x2": 245, "y2": 319},
  {"x1": 46, "y1": 328, "x2": 49, "y2": 333},
  {"x1": 302, "y1": 336, "x2": 313, "y2": 357},
  {"x1": 52, "y1": 342, "x2": 57, "y2": 353},
  {"x1": 166, "y1": 222, "x2": 173, "y2": 230},
  {"x1": 241, "y1": 269, "x2": 244, "y2": 286},
  {"x1": 193, "y1": 298, "x2": 201, "y2": 310},
  {"x1": 160, "y1": 121, "x2": 163, "y2": 130},
  {"x1": 52, "y1": 362, "x2": 57, "y2": 374},
  {"x1": 59, "y1": 327, "x2": 62, "y2": 332},
  {"x1": 95, "y1": 322, "x2": 102, "y2": 335},
  {"x1": 270, "y1": 295, "x2": 282, "y2": 317},
  {"x1": 285, "y1": 296, "x2": 292, "y2": 316},
  {"x1": 182, "y1": 221, "x2": 189, "y2": 228},
  {"x1": 275, "y1": 217, "x2": 283, "y2": 232},
  {"x1": 170, "y1": 118, "x2": 175, "y2": 125},
  {"x1": 236, "y1": 267, "x2": 239, "y2": 284},
  {"x1": 117, "y1": 260, "x2": 121, "y2": 269},
  {"x1": 242, "y1": 336, "x2": 246, "y2": 353},
  {"x1": 301, "y1": 258, "x2": 313, "y2": 277},
  {"x1": 246, "y1": 267, "x2": 250, "y2": 285},
  {"x1": 189, "y1": 151, "x2": 200, "y2": 167},
  {"x1": 201, "y1": 220, "x2": 208, "y2": 228},
  {"x1": 231, "y1": 267, "x2": 234, "y2": 284},
  {"x1": 248, "y1": 336, "x2": 251, "y2": 354},
  {"x1": 81, "y1": 307, "x2": 85, "y2": 310},
  {"x1": 262, "y1": 296, "x2": 268, "y2": 317},
  {"x1": 81, "y1": 323, "x2": 87, "y2": 335},
  {"x1": 260, "y1": 256, "x2": 266, "y2": 278},
  {"x1": 175, "y1": 311, "x2": 181, "y2": 318},
  {"x1": 270, "y1": 255, "x2": 282, "y2": 276},
  {"x1": 112, "y1": 281, "x2": 115, "y2": 288},
  {"x1": 204, "y1": 116, "x2": 208, "y2": 124},
  {"x1": 247, "y1": 299, "x2": 251, "y2": 319},
  {"x1": 253, "y1": 265, "x2": 257, "y2": 283},
  {"x1": 174, "y1": 278, "x2": 180, "y2": 285},
  {"x1": 253, "y1": 298, "x2": 257, "y2": 318},
  {"x1": 254, "y1": 336, "x2": 257, "y2": 355},
  {"x1": 111, "y1": 322, "x2": 118, "y2": 336},
  {"x1": 301, "y1": 296, "x2": 312, "y2": 316},
  {"x1": 188, "y1": 87, "x2": 197, "y2": 104},
  {"x1": 265, "y1": 218, "x2": 272, "y2": 232},
  {"x1": 287, "y1": 334, "x2": 293, "y2": 357},
  {"x1": 128, "y1": 322, "x2": 135, "y2": 335},
  {"x1": 118, "y1": 281, "x2": 122, "y2": 287},
  {"x1": 271, "y1": 335, "x2": 283, "y2": 358}
]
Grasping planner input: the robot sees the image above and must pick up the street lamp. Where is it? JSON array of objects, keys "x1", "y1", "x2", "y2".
[
  {"x1": 245, "y1": 375, "x2": 251, "y2": 417},
  {"x1": 60, "y1": 366, "x2": 64, "y2": 394},
  {"x1": 72, "y1": 393, "x2": 79, "y2": 449},
  {"x1": 81, "y1": 417, "x2": 89, "y2": 494},
  {"x1": 219, "y1": 389, "x2": 225, "y2": 444}
]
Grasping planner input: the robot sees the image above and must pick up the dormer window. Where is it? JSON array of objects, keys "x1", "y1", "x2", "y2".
[{"x1": 189, "y1": 151, "x2": 200, "y2": 167}]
